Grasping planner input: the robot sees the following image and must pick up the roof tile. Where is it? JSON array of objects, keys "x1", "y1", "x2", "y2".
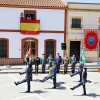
[{"x1": 0, "y1": 0, "x2": 66, "y2": 8}]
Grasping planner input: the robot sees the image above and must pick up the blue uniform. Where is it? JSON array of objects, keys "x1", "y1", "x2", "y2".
[
  {"x1": 71, "y1": 63, "x2": 84, "y2": 82},
  {"x1": 41, "y1": 64, "x2": 57, "y2": 88},
  {"x1": 55, "y1": 56, "x2": 62, "y2": 73},
  {"x1": 14, "y1": 63, "x2": 33, "y2": 92},
  {"x1": 70, "y1": 68, "x2": 87, "y2": 95}
]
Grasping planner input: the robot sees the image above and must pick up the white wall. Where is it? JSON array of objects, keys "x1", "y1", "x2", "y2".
[
  {"x1": 0, "y1": 32, "x2": 64, "y2": 58},
  {"x1": 0, "y1": 7, "x2": 64, "y2": 31},
  {"x1": 68, "y1": 33, "x2": 84, "y2": 39},
  {"x1": 37, "y1": 9, "x2": 65, "y2": 31}
]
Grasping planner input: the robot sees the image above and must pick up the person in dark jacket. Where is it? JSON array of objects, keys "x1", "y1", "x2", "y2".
[
  {"x1": 40, "y1": 62, "x2": 57, "y2": 89},
  {"x1": 70, "y1": 55, "x2": 77, "y2": 73},
  {"x1": 14, "y1": 60, "x2": 33, "y2": 92},
  {"x1": 70, "y1": 68, "x2": 87, "y2": 95},
  {"x1": 34, "y1": 54, "x2": 40, "y2": 74},
  {"x1": 55, "y1": 53, "x2": 62, "y2": 73},
  {"x1": 41, "y1": 54, "x2": 47, "y2": 73},
  {"x1": 70, "y1": 63, "x2": 84, "y2": 82}
]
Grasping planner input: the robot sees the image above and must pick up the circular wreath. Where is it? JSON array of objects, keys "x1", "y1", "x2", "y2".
[{"x1": 84, "y1": 31, "x2": 99, "y2": 50}]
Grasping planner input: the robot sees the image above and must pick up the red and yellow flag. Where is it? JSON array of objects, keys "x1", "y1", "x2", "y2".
[
  {"x1": 20, "y1": 20, "x2": 40, "y2": 35},
  {"x1": 28, "y1": 45, "x2": 32, "y2": 56}
]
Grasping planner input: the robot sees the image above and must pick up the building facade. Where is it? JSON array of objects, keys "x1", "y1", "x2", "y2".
[
  {"x1": 0, "y1": 0, "x2": 66, "y2": 65},
  {"x1": 67, "y1": 2, "x2": 100, "y2": 62}
]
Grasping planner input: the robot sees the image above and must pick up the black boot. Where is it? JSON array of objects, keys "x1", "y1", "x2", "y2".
[{"x1": 14, "y1": 82, "x2": 18, "y2": 86}]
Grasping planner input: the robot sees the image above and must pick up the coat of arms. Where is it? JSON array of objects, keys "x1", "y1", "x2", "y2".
[{"x1": 88, "y1": 36, "x2": 95, "y2": 45}]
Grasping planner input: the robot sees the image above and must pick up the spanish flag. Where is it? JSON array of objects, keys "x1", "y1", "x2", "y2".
[{"x1": 20, "y1": 20, "x2": 40, "y2": 35}]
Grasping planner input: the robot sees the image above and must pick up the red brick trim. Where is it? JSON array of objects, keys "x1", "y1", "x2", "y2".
[
  {"x1": 44, "y1": 39, "x2": 56, "y2": 57},
  {"x1": 0, "y1": 29, "x2": 64, "y2": 33},
  {"x1": 0, "y1": 58, "x2": 24, "y2": 65},
  {"x1": 40, "y1": 30, "x2": 64, "y2": 33},
  {"x1": 21, "y1": 37, "x2": 38, "y2": 58}
]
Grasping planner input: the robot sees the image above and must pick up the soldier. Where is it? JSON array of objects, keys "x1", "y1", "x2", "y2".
[
  {"x1": 63, "y1": 54, "x2": 69, "y2": 74},
  {"x1": 70, "y1": 54, "x2": 77, "y2": 73},
  {"x1": 40, "y1": 62, "x2": 57, "y2": 89},
  {"x1": 27, "y1": 14, "x2": 32, "y2": 20},
  {"x1": 55, "y1": 53, "x2": 62, "y2": 73},
  {"x1": 70, "y1": 68, "x2": 87, "y2": 95},
  {"x1": 70, "y1": 63, "x2": 84, "y2": 82},
  {"x1": 25, "y1": 49, "x2": 30, "y2": 64},
  {"x1": 20, "y1": 13, "x2": 24, "y2": 20},
  {"x1": 34, "y1": 54, "x2": 40, "y2": 74},
  {"x1": 14, "y1": 60, "x2": 33, "y2": 92},
  {"x1": 41, "y1": 54, "x2": 47, "y2": 73},
  {"x1": 48, "y1": 54, "x2": 53, "y2": 75},
  {"x1": 48, "y1": 54, "x2": 53, "y2": 68}
]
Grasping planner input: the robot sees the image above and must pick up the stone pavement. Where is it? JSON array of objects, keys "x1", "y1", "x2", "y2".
[{"x1": 0, "y1": 64, "x2": 100, "y2": 100}]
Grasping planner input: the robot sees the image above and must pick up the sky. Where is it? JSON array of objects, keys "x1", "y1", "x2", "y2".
[{"x1": 64, "y1": 0, "x2": 100, "y2": 3}]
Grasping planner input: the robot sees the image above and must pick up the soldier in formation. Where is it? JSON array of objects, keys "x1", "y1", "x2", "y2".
[
  {"x1": 14, "y1": 60, "x2": 33, "y2": 92},
  {"x1": 40, "y1": 62, "x2": 57, "y2": 89},
  {"x1": 63, "y1": 54, "x2": 69, "y2": 74},
  {"x1": 41, "y1": 54, "x2": 47, "y2": 73},
  {"x1": 70, "y1": 68, "x2": 87, "y2": 95}
]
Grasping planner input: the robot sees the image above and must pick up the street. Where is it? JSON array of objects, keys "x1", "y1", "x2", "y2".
[{"x1": 0, "y1": 65, "x2": 100, "y2": 100}]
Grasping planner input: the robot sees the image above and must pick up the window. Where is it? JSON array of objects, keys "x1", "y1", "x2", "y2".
[
  {"x1": 31, "y1": 41, "x2": 35, "y2": 55},
  {"x1": 45, "y1": 39, "x2": 56, "y2": 58},
  {"x1": 46, "y1": 41, "x2": 54, "y2": 58},
  {"x1": 0, "y1": 40, "x2": 7, "y2": 58},
  {"x1": 24, "y1": 10, "x2": 36, "y2": 20},
  {"x1": 71, "y1": 18, "x2": 81, "y2": 28}
]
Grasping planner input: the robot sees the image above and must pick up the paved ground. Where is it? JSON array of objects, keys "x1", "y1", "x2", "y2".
[{"x1": 0, "y1": 64, "x2": 100, "y2": 100}]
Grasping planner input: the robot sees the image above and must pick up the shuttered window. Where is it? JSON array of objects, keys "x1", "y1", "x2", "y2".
[
  {"x1": 46, "y1": 41, "x2": 54, "y2": 58},
  {"x1": 71, "y1": 18, "x2": 81, "y2": 28},
  {"x1": 0, "y1": 40, "x2": 7, "y2": 58}
]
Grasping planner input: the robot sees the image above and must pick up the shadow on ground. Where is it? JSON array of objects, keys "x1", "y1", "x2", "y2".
[
  {"x1": 44, "y1": 82, "x2": 66, "y2": 90},
  {"x1": 20, "y1": 90, "x2": 48, "y2": 94},
  {"x1": 74, "y1": 93, "x2": 100, "y2": 98}
]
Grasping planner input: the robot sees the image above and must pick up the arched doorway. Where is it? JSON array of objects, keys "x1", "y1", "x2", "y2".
[
  {"x1": 44, "y1": 39, "x2": 56, "y2": 58},
  {"x1": 0, "y1": 38, "x2": 9, "y2": 58},
  {"x1": 22, "y1": 38, "x2": 38, "y2": 61}
]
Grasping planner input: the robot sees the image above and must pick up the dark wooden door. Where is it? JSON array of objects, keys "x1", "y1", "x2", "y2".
[
  {"x1": 70, "y1": 41, "x2": 80, "y2": 61},
  {"x1": 46, "y1": 41, "x2": 54, "y2": 58}
]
